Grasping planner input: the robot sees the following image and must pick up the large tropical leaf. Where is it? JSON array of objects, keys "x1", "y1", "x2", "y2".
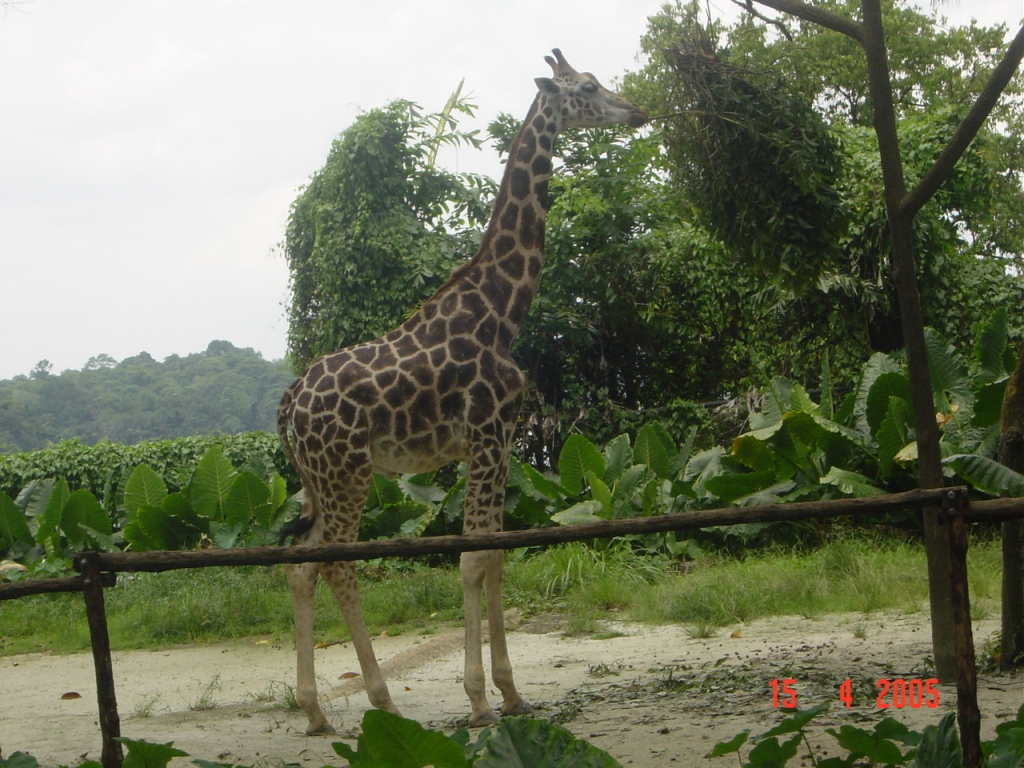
[
  {"x1": 223, "y1": 471, "x2": 272, "y2": 528},
  {"x1": 34, "y1": 479, "x2": 70, "y2": 556},
  {"x1": 853, "y1": 353, "x2": 901, "y2": 436},
  {"x1": 973, "y1": 380, "x2": 1008, "y2": 429},
  {"x1": 332, "y1": 710, "x2": 467, "y2": 768},
  {"x1": 189, "y1": 446, "x2": 236, "y2": 521},
  {"x1": 602, "y1": 434, "x2": 632, "y2": 485},
  {"x1": 634, "y1": 424, "x2": 671, "y2": 479},
  {"x1": 876, "y1": 396, "x2": 911, "y2": 478},
  {"x1": 61, "y1": 489, "x2": 110, "y2": 548},
  {"x1": 586, "y1": 471, "x2": 613, "y2": 518},
  {"x1": 820, "y1": 467, "x2": 885, "y2": 497},
  {"x1": 974, "y1": 307, "x2": 1009, "y2": 384},
  {"x1": 0, "y1": 492, "x2": 33, "y2": 550},
  {"x1": 367, "y1": 473, "x2": 404, "y2": 509},
  {"x1": 705, "y1": 471, "x2": 778, "y2": 503},
  {"x1": 522, "y1": 464, "x2": 569, "y2": 500},
  {"x1": 474, "y1": 715, "x2": 621, "y2": 768},
  {"x1": 123, "y1": 464, "x2": 168, "y2": 516},
  {"x1": 925, "y1": 327, "x2": 971, "y2": 413},
  {"x1": 944, "y1": 454, "x2": 1024, "y2": 497},
  {"x1": 865, "y1": 372, "x2": 911, "y2": 436},
  {"x1": 558, "y1": 435, "x2": 605, "y2": 496},
  {"x1": 551, "y1": 500, "x2": 605, "y2": 526}
]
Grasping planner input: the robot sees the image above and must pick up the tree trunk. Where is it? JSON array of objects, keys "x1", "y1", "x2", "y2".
[{"x1": 1000, "y1": 342, "x2": 1024, "y2": 671}]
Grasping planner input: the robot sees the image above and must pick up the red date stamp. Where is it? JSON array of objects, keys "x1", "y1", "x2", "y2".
[{"x1": 770, "y1": 677, "x2": 940, "y2": 709}]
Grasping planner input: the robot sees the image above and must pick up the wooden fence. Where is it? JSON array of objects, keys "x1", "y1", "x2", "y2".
[{"x1": 3, "y1": 486, "x2": 1022, "y2": 768}]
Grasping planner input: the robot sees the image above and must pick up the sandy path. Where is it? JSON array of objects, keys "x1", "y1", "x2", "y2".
[{"x1": 1, "y1": 612, "x2": 1020, "y2": 767}]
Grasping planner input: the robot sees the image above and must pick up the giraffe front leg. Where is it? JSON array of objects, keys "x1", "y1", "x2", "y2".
[
  {"x1": 284, "y1": 562, "x2": 335, "y2": 735},
  {"x1": 462, "y1": 550, "x2": 499, "y2": 726},
  {"x1": 483, "y1": 549, "x2": 532, "y2": 716}
]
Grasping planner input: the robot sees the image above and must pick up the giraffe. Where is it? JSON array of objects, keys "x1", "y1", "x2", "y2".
[{"x1": 277, "y1": 49, "x2": 647, "y2": 732}]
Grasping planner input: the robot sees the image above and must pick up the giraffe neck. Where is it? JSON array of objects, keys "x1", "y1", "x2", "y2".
[{"x1": 425, "y1": 93, "x2": 561, "y2": 352}]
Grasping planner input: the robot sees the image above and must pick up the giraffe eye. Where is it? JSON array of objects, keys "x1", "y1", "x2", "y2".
[{"x1": 580, "y1": 81, "x2": 598, "y2": 94}]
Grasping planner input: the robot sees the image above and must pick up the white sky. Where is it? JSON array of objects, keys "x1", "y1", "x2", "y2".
[{"x1": 1, "y1": 0, "x2": 1021, "y2": 381}]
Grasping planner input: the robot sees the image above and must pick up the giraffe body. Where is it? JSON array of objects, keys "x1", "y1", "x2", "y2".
[{"x1": 278, "y1": 49, "x2": 647, "y2": 732}]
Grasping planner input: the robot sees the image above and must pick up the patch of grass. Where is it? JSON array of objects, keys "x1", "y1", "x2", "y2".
[
  {"x1": 127, "y1": 693, "x2": 160, "y2": 719},
  {"x1": 187, "y1": 673, "x2": 221, "y2": 711}
]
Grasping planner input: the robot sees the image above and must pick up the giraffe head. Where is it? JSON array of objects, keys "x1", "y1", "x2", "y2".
[{"x1": 534, "y1": 48, "x2": 648, "y2": 129}]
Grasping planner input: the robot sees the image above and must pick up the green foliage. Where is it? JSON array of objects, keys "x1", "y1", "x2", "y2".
[
  {"x1": 0, "y1": 341, "x2": 294, "y2": 453},
  {"x1": 284, "y1": 94, "x2": 495, "y2": 371}
]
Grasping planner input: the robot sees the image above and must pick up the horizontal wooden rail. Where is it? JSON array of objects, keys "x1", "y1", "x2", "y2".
[
  {"x1": 71, "y1": 486, "x2": 988, "y2": 575},
  {"x1": 0, "y1": 571, "x2": 116, "y2": 600}
]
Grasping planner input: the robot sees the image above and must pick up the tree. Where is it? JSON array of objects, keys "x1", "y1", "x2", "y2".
[{"x1": 283, "y1": 95, "x2": 495, "y2": 372}]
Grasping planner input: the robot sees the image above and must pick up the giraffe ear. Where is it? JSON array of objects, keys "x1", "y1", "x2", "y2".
[{"x1": 535, "y1": 77, "x2": 560, "y2": 95}]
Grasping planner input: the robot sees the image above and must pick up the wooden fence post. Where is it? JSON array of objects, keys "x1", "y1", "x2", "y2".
[
  {"x1": 79, "y1": 554, "x2": 123, "y2": 768},
  {"x1": 944, "y1": 488, "x2": 981, "y2": 767}
]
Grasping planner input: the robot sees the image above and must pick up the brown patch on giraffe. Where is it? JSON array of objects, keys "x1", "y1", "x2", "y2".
[
  {"x1": 374, "y1": 369, "x2": 398, "y2": 389},
  {"x1": 510, "y1": 167, "x2": 530, "y2": 200},
  {"x1": 500, "y1": 251, "x2": 526, "y2": 281},
  {"x1": 440, "y1": 391, "x2": 465, "y2": 420},
  {"x1": 450, "y1": 337, "x2": 481, "y2": 363},
  {"x1": 475, "y1": 316, "x2": 498, "y2": 347},
  {"x1": 519, "y1": 206, "x2": 539, "y2": 250},
  {"x1": 516, "y1": 131, "x2": 537, "y2": 164},
  {"x1": 370, "y1": 348, "x2": 398, "y2": 371},
  {"x1": 499, "y1": 202, "x2": 519, "y2": 231},
  {"x1": 531, "y1": 155, "x2": 551, "y2": 176},
  {"x1": 480, "y1": 273, "x2": 514, "y2": 316}
]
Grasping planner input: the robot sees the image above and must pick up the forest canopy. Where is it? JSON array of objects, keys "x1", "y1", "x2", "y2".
[{"x1": 0, "y1": 342, "x2": 293, "y2": 453}]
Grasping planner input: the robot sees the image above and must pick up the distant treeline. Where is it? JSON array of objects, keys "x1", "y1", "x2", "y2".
[{"x1": 0, "y1": 341, "x2": 295, "y2": 452}]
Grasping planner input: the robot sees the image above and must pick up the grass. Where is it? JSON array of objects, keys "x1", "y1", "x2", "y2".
[{"x1": 0, "y1": 535, "x2": 1003, "y2": 656}]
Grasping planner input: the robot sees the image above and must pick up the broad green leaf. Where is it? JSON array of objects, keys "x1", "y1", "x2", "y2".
[
  {"x1": 16, "y1": 478, "x2": 54, "y2": 521},
  {"x1": 558, "y1": 435, "x2": 604, "y2": 496},
  {"x1": 162, "y1": 492, "x2": 208, "y2": 533},
  {"x1": 910, "y1": 713, "x2": 963, "y2": 768},
  {"x1": 634, "y1": 424, "x2": 671, "y2": 479},
  {"x1": 820, "y1": 467, "x2": 885, "y2": 497},
  {"x1": 123, "y1": 464, "x2": 168, "y2": 516},
  {"x1": 853, "y1": 353, "x2": 900, "y2": 435},
  {"x1": 223, "y1": 471, "x2": 271, "y2": 528},
  {"x1": 189, "y1": 446, "x2": 236, "y2": 521},
  {"x1": 975, "y1": 307, "x2": 1009, "y2": 382},
  {"x1": 0, "y1": 492, "x2": 33, "y2": 550},
  {"x1": 367, "y1": 473, "x2": 404, "y2": 509},
  {"x1": 761, "y1": 703, "x2": 829, "y2": 738},
  {"x1": 135, "y1": 505, "x2": 190, "y2": 550},
  {"x1": 820, "y1": 352, "x2": 834, "y2": 418},
  {"x1": 398, "y1": 504, "x2": 440, "y2": 538},
  {"x1": 895, "y1": 441, "x2": 919, "y2": 463},
  {"x1": 790, "y1": 383, "x2": 819, "y2": 414},
  {"x1": 877, "y1": 396, "x2": 911, "y2": 478},
  {"x1": 706, "y1": 731, "x2": 748, "y2": 757},
  {"x1": 0, "y1": 752, "x2": 42, "y2": 768},
  {"x1": 474, "y1": 715, "x2": 620, "y2": 768},
  {"x1": 611, "y1": 464, "x2": 648, "y2": 513},
  {"x1": 551, "y1": 500, "x2": 604, "y2": 526},
  {"x1": 586, "y1": 471, "x2": 613, "y2": 517},
  {"x1": 683, "y1": 447, "x2": 727, "y2": 495},
  {"x1": 35, "y1": 479, "x2": 70, "y2": 555},
  {"x1": 866, "y1": 372, "x2": 911, "y2": 436},
  {"x1": 732, "y1": 434, "x2": 778, "y2": 474},
  {"x1": 973, "y1": 380, "x2": 1007, "y2": 429},
  {"x1": 375, "y1": 501, "x2": 433, "y2": 537},
  {"x1": 944, "y1": 454, "x2": 1024, "y2": 496},
  {"x1": 398, "y1": 477, "x2": 447, "y2": 505},
  {"x1": 746, "y1": 734, "x2": 801, "y2": 766},
  {"x1": 648, "y1": 421, "x2": 677, "y2": 457},
  {"x1": 602, "y1": 434, "x2": 632, "y2": 485},
  {"x1": 733, "y1": 480, "x2": 797, "y2": 506},
  {"x1": 523, "y1": 464, "x2": 569, "y2": 500},
  {"x1": 122, "y1": 520, "x2": 159, "y2": 552},
  {"x1": 118, "y1": 737, "x2": 189, "y2": 768},
  {"x1": 825, "y1": 724, "x2": 906, "y2": 764},
  {"x1": 209, "y1": 521, "x2": 243, "y2": 549},
  {"x1": 269, "y1": 473, "x2": 288, "y2": 512},
  {"x1": 331, "y1": 710, "x2": 467, "y2": 767},
  {"x1": 61, "y1": 489, "x2": 109, "y2": 548},
  {"x1": 704, "y1": 471, "x2": 778, "y2": 503},
  {"x1": 641, "y1": 477, "x2": 662, "y2": 516},
  {"x1": 671, "y1": 426, "x2": 698, "y2": 477},
  {"x1": 925, "y1": 327, "x2": 971, "y2": 413}
]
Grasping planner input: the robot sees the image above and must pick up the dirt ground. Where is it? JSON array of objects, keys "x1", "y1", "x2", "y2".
[{"x1": 2, "y1": 612, "x2": 1021, "y2": 767}]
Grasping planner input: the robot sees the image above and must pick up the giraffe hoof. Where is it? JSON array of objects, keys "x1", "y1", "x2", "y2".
[
  {"x1": 306, "y1": 722, "x2": 337, "y2": 736},
  {"x1": 468, "y1": 709, "x2": 500, "y2": 727},
  {"x1": 501, "y1": 699, "x2": 534, "y2": 717}
]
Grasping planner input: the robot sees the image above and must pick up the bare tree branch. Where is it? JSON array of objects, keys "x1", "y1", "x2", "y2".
[
  {"x1": 902, "y1": 24, "x2": 1024, "y2": 220},
  {"x1": 751, "y1": 0, "x2": 864, "y2": 43},
  {"x1": 733, "y1": 0, "x2": 794, "y2": 41}
]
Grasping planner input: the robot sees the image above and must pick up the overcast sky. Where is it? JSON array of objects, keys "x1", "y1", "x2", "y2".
[{"x1": 1, "y1": 1, "x2": 1021, "y2": 381}]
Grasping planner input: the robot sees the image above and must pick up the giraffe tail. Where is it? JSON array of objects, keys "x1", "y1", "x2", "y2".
[{"x1": 277, "y1": 378, "x2": 319, "y2": 545}]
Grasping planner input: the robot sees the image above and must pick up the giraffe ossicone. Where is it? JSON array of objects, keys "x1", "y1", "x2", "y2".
[{"x1": 277, "y1": 49, "x2": 647, "y2": 733}]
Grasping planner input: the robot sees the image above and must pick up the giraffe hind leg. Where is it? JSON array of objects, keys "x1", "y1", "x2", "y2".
[
  {"x1": 484, "y1": 549, "x2": 531, "y2": 716},
  {"x1": 320, "y1": 561, "x2": 400, "y2": 716}
]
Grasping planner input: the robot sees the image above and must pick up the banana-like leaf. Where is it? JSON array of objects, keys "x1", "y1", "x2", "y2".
[
  {"x1": 123, "y1": 464, "x2": 168, "y2": 516},
  {"x1": 223, "y1": 471, "x2": 272, "y2": 528},
  {"x1": 925, "y1": 327, "x2": 971, "y2": 413},
  {"x1": 866, "y1": 372, "x2": 911, "y2": 436},
  {"x1": 972, "y1": 380, "x2": 1007, "y2": 429},
  {"x1": 944, "y1": 454, "x2": 1024, "y2": 497},
  {"x1": 820, "y1": 467, "x2": 885, "y2": 497},
  {"x1": 634, "y1": 424, "x2": 671, "y2": 479},
  {"x1": 189, "y1": 446, "x2": 236, "y2": 521},
  {"x1": 974, "y1": 307, "x2": 1009, "y2": 383},
  {"x1": 586, "y1": 471, "x2": 613, "y2": 518},
  {"x1": 705, "y1": 471, "x2": 778, "y2": 503},
  {"x1": 523, "y1": 464, "x2": 569, "y2": 500},
  {"x1": 853, "y1": 353, "x2": 901, "y2": 435},
  {"x1": 602, "y1": 434, "x2": 632, "y2": 485},
  {"x1": 367, "y1": 473, "x2": 404, "y2": 509},
  {"x1": 0, "y1": 492, "x2": 33, "y2": 550},
  {"x1": 61, "y1": 489, "x2": 110, "y2": 548},
  {"x1": 550, "y1": 500, "x2": 604, "y2": 526},
  {"x1": 474, "y1": 715, "x2": 621, "y2": 768},
  {"x1": 558, "y1": 435, "x2": 604, "y2": 496},
  {"x1": 876, "y1": 396, "x2": 911, "y2": 478}
]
